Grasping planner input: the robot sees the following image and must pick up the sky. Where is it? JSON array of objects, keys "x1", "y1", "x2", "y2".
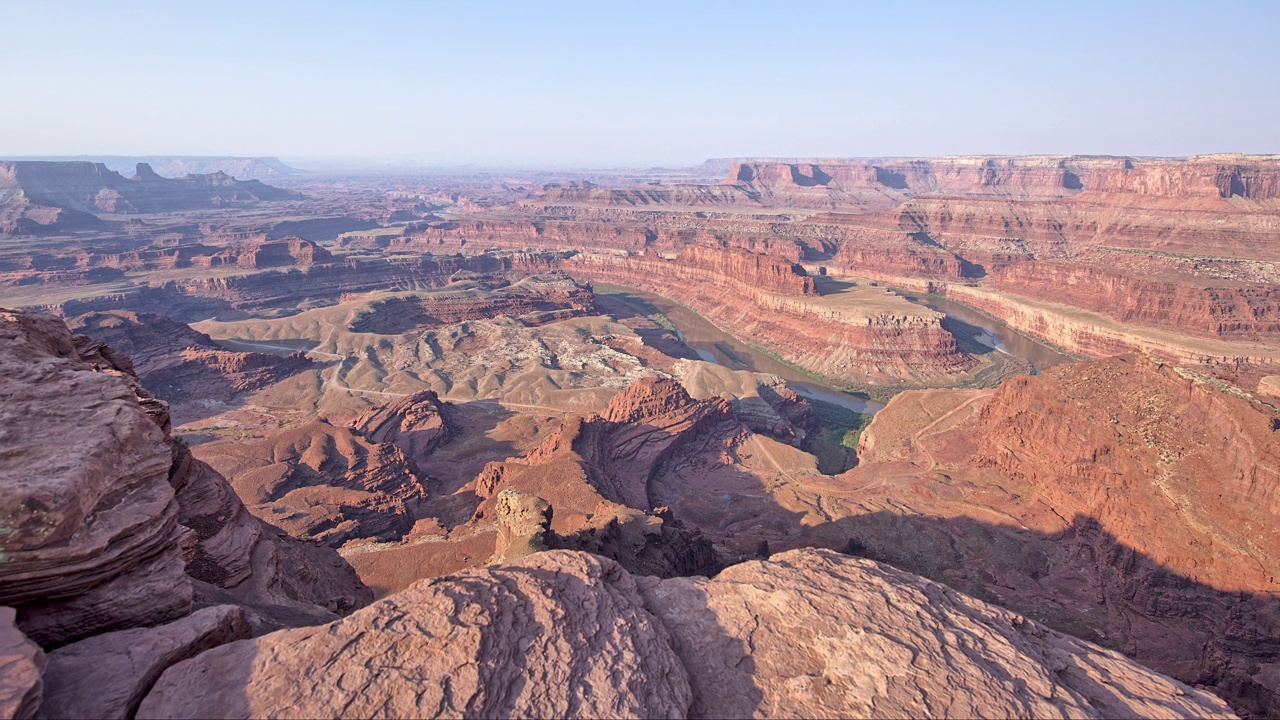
[{"x1": 2, "y1": 0, "x2": 1278, "y2": 167}]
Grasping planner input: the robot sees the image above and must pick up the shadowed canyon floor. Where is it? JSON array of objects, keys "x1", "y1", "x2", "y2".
[{"x1": 3, "y1": 155, "x2": 1280, "y2": 718}]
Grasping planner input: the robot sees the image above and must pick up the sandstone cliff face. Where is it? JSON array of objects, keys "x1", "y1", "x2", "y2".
[
  {"x1": 197, "y1": 237, "x2": 334, "y2": 270},
  {"x1": 0, "y1": 309, "x2": 377, "y2": 718},
  {"x1": 986, "y1": 261, "x2": 1280, "y2": 339},
  {"x1": 137, "y1": 549, "x2": 1234, "y2": 719},
  {"x1": 1083, "y1": 159, "x2": 1280, "y2": 199},
  {"x1": 671, "y1": 245, "x2": 815, "y2": 295},
  {"x1": 945, "y1": 285, "x2": 1280, "y2": 366},
  {"x1": 720, "y1": 157, "x2": 1087, "y2": 207},
  {"x1": 392, "y1": 215, "x2": 812, "y2": 262}
]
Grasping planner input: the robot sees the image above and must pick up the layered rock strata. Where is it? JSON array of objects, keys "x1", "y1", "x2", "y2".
[
  {"x1": 346, "y1": 273, "x2": 595, "y2": 334},
  {"x1": 67, "y1": 310, "x2": 313, "y2": 410},
  {"x1": 49, "y1": 250, "x2": 569, "y2": 321},
  {"x1": 349, "y1": 389, "x2": 455, "y2": 466},
  {"x1": 0, "y1": 309, "x2": 192, "y2": 646},
  {"x1": 0, "y1": 309, "x2": 370, "y2": 649},
  {"x1": 195, "y1": 419, "x2": 429, "y2": 547}
]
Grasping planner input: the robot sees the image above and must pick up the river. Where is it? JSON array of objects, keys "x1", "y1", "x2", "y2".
[
  {"x1": 604, "y1": 285, "x2": 1076, "y2": 416},
  {"x1": 909, "y1": 295, "x2": 1075, "y2": 373},
  {"x1": 609, "y1": 288, "x2": 887, "y2": 415}
]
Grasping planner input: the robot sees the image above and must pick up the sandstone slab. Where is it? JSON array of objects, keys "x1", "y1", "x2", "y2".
[
  {"x1": 642, "y1": 548, "x2": 1235, "y2": 719},
  {"x1": 39, "y1": 605, "x2": 250, "y2": 720},
  {"x1": 138, "y1": 552, "x2": 691, "y2": 719}
]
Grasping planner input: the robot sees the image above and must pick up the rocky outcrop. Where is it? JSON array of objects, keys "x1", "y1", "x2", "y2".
[
  {"x1": 0, "y1": 309, "x2": 192, "y2": 646},
  {"x1": 469, "y1": 377, "x2": 724, "y2": 577},
  {"x1": 0, "y1": 309, "x2": 370, "y2": 648},
  {"x1": 0, "y1": 607, "x2": 44, "y2": 720},
  {"x1": 501, "y1": 376, "x2": 730, "y2": 512},
  {"x1": 491, "y1": 490, "x2": 553, "y2": 563},
  {"x1": 350, "y1": 389, "x2": 455, "y2": 466},
  {"x1": 137, "y1": 549, "x2": 1234, "y2": 719},
  {"x1": 194, "y1": 419, "x2": 428, "y2": 547},
  {"x1": 138, "y1": 552, "x2": 694, "y2": 720},
  {"x1": 37, "y1": 605, "x2": 251, "y2": 720},
  {"x1": 644, "y1": 548, "x2": 1233, "y2": 719}
]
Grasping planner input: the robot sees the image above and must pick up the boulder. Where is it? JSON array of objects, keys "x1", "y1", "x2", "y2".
[
  {"x1": 0, "y1": 607, "x2": 44, "y2": 720},
  {"x1": 39, "y1": 605, "x2": 251, "y2": 720},
  {"x1": 138, "y1": 552, "x2": 691, "y2": 719}
]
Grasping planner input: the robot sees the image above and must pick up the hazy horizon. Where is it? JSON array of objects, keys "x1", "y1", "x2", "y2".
[{"x1": 4, "y1": 1, "x2": 1277, "y2": 166}]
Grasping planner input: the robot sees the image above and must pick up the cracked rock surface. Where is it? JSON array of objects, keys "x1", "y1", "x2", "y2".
[{"x1": 139, "y1": 548, "x2": 1233, "y2": 719}]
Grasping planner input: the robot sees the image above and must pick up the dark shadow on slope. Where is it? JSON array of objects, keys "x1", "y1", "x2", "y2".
[{"x1": 656, "y1": 457, "x2": 1280, "y2": 718}]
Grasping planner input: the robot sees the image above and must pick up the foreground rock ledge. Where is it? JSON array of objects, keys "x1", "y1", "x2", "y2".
[{"x1": 139, "y1": 549, "x2": 1232, "y2": 719}]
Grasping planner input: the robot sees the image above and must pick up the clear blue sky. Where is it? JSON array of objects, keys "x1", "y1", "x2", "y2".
[{"x1": 3, "y1": 1, "x2": 1277, "y2": 166}]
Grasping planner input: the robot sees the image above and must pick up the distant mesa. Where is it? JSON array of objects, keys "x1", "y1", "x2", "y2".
[
  {"x1": 533, "y1": 155, "x2": 1280, "y2": 211},
  {"x1": 0, "y1": 160, "x2": 299, "y2": 235},
  {"x1": 0, "y1": 155, "x2": 302, "y2": 180}
]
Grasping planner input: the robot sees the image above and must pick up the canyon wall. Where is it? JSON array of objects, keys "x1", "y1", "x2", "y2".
[
  {"x1": 382, "y1": 216, "x2": 812, "y2": 261},
  {"x1": 986, "y1": 261, "x2": 1280, "y2": 339},
  {"x1": 945, "y1": 285, "x2": 1279, "y2": 365}
]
